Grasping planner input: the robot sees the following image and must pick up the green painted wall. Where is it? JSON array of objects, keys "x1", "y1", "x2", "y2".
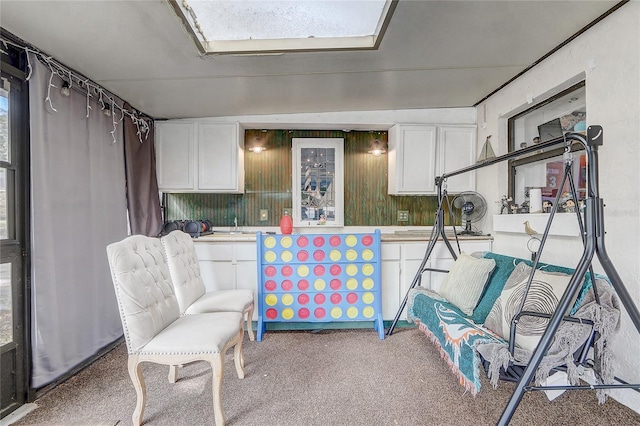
[{"x1": 166, "y1": 129, "x2": 446, "y2": 226}]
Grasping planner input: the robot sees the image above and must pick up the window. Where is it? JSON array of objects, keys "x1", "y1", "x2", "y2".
[
  {"x1": 292, "y1": 138, "x2": 344, "y2": 227},
  {"x1": 508, "y1": 82, "x2": 587, "y2": 212},
  {"x1": 169, "y1": 0, "x2": 396, "y2": 54}
]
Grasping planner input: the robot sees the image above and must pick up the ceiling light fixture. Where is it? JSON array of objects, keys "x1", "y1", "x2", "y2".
[{"x1": 368, "y1": 139, "x2": 386, "y2": 156}]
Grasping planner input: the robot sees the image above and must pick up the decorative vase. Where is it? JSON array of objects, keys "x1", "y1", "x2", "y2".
[{"x1": 280, "y1": 211, "x2": 293, "y2": 234}]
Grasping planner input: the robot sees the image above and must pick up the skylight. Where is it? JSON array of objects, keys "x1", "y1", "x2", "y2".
[{"x1": 170, "y1": 0, "x2": 396, "y2": 54}]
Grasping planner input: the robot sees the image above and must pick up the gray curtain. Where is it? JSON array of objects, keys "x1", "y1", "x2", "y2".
[
  {"x1": 29, "y1": 54, "x2": 128, "y2": 388},
  {"x1": 123, "y1": 105, "x2": 162, "y2": 236}
]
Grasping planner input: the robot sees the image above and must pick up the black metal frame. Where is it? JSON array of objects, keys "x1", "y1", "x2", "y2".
[{"x1": 387, "y1": 126, "x2": 640, "y2": 424}]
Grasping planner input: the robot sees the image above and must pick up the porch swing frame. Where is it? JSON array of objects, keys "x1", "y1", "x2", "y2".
[{"x1": 387, "y1": 126, "x2": 640, "y2": 424}]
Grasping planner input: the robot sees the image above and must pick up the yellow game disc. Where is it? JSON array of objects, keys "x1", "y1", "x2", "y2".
[
  {"x1": 314, "y1": 279, "x2": 326, "y2": 291},
  {"x1": 345, "y1": 249, "x2": 357, "y2": 261},
  {"x1": 281, "y1": 236, "x2": 293, "y2": 248},
  {"x1": 282, "y1": 308, "x2": 294, "y2": 320},
  {"x1": 346, "y1": 278, "x2": 358, "y2": 290},
  {"x1": 297, "y1": 265, "x2": 309, "y2": 277},
  {"x1": 331, "y1": 307, "x2": 342, "y2": 319},
  {"x1": 264, "y1": 251, "x2": 277, "y2": 263},
  {"x1": 281, "y1": 250, "x2": 293, "y2": 262},
  {"x1": 347, "y1": 306, "x2": 358, "y2": 318},
  {"x1": 362, "y1": 264, "x2": 374, "y2": 276},
  {"x1": 265, "y1": 294, "x2": 278, "y2": 306},
  {"x1": 281, "y1": 294, "x2": 294, "y2": 306},
  {"x1": 362, "y1": 249, "x2": 374, "y2": 261},
  {"x1": 362, "y1": 277, "x2": 374, "y2": 290},
  {"x1": 362, "y1": 306, "x2": 374, "y2": 318},
  {"x1": 346, "y1": 264, "x2": 358, "y2": 276},
  {"x1": 345, "y1": 235, "x2": 357, "y2": 247},
  {"x1": 264, "y1": 236, "x2": 276, "y2": 248},
  {"x1": 329, "y1": 249, "x2": 341, "y2": 261},
  {"x1": 362, "y1": 292, "x2": 374, "y2": 304}
]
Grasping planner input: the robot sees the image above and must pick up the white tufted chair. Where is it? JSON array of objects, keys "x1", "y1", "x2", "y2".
[
  {"x1": 107, "y1": 235, "x2": 245, "y2": 426},
  {"x1": 161, "y1": 230, "x2": 255, "y2": 341}
]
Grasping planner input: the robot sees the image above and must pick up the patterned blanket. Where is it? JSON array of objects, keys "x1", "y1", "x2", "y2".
[{"x1": 407, "y1": 287, "x2": 505, "y2": 395}]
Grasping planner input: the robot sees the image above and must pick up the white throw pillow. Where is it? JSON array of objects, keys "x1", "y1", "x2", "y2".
[
  {"x1": 484, "y1": 262, "x2": 572, "y2": 352},
  {"x1": 438, "y1": 253, "x2": 496, "y2": 316}
]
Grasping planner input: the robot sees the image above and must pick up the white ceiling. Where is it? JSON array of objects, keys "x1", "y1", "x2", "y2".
[{"x1": 0, "y1": 0, "x2": 620, "y2": 120}]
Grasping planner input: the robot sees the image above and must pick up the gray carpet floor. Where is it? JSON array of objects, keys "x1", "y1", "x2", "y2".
[{"x1": 12, "y1": 328, "x2": 640, "y2": 425}]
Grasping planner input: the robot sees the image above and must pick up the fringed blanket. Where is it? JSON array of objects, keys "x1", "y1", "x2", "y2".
[
  {"x1": 476, "y1": 279, "x2": 620, "y2": 403},
  {"x1": 407, "y1": 288, "x2": 506, "y2": 395}
]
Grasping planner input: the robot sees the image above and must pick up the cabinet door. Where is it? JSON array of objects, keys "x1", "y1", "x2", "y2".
[
  {"x1": 198, "y1": 123, "x2": 244, "y2": 192},
  {"x1": 155, "y1": 122, "x2": 195, "y2": 190},
  {"x1": 388, "y1": 125, "x2": 437, "y2": 195},
  {"x1": 381, "y1": 244, "x2": 401, "y2": 320},
  {"x1": 235, "y1": 243, "x2": 258, "y2": 320},
  {"x1": 438, "y1": 126, "x2": 476, "y2": 193}
]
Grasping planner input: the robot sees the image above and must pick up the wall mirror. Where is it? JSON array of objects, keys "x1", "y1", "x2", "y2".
[
  {"x1": 508, "y1": 82, "x2": 587, "y2": 210},
  {"x1": 292, "y1": 138, "x2": 344, "y2": 227}
]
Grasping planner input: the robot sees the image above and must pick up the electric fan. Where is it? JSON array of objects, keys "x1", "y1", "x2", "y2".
[{"x1": 451, "y1": 191, "x2": 487, "y2": 236}]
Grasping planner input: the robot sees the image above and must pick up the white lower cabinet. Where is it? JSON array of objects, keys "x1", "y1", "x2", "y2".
[
  {"x1": 194, "y1": 237, "x2": 492, "y2": 323},
  {"x1": 194, "y1": 241, "x2": 258, "y2": 320}
]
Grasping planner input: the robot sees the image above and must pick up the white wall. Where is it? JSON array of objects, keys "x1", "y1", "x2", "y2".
[{"x1": 476, "y1": 3, "x2": 640, "y2": 413}]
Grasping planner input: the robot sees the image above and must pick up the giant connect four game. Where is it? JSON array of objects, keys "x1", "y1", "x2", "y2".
[{"x1": 256, "y1": 230, "x2": 384, "y2": 341}]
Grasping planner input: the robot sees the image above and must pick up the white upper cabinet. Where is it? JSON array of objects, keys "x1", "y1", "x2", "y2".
[
  {"x1": 388, "y1": 125, "x2": 437, "y2": 195},
  {"x1": 155, "y1": 122, "x2": 196, "y2": 190},
  {"x1": 156, "y1": 121, "x2": 244, "y2": 193},
  {"x1": 388, "y1": 124, "x2": 476, "y2": 195},
  {"x1": 438, "y1": 126, "x2": 476, "y2": 194}
]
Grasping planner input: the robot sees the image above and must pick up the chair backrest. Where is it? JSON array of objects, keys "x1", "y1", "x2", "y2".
[
  {"x1": 161, "y1": 230, "x2": 207, "y2": 314},
  {"x1": 107, "y1": 234, "x2": 180, "y2": 353}
]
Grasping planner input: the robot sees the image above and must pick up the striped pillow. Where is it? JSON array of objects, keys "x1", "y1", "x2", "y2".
[{"x1": 438, "y1": 253, "x2": 496, "y2": 316}]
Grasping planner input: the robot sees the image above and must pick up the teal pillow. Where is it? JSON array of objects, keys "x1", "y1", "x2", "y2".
[{"x1": 469, "y1": 252, "x2": 518, "y2": 324}]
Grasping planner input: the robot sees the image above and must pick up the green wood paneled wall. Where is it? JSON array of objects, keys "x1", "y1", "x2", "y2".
[{"x1": 166, "y1": 130, "x2": 445, "y2": 226}]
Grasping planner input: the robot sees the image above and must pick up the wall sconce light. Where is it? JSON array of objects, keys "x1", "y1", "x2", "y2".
[
  {"x1": 60, "y1": 81, "x2": 70, "y2": 97},
  {"x1": 249, "y1": 145, "x2": 266, "y2": 154},
  {"x1": 368, "y1": 139, "x2": 386, "y2": 156}
]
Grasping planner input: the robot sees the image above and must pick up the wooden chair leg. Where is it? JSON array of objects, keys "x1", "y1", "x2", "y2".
[
  {"x1": 168, "y1": 365, "x2": 178, "y2": 383},
  {"x1": 127, "y1": 355, "x2": 146, "y2": 426},
  {"x1": 245, "y1": 304, "x2": 255, "y2": 342},
  {"x1": 234, "y1": 331, "x2": 245, "y2": 379},
  {"x1": 209, "y1": 354, "x2": 226, "y2": 426}
]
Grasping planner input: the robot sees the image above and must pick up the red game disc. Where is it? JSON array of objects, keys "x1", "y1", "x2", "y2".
[
  {"x1": 330, "y1": 264, "x2": 341, "y2": 276},
  {"x1": 361, "y1": 235, "x2": 374, "y2": 246},
  {"x1": 297, "y1": 250, "x2": 309, "y2": 261},
  {"x1": 281, "y1": 265, "x2": 293, "y2": 276},
  {"x1": 330, "y1": 279, "x2": 342, "y2": 290},
  {"x1": 314, "y1": 293, "x2": 326, "y2": 304},
  {"x1": 314, "y1": 265, "x2": 325, "y2": 276},
  {"x1": 265, "y1": 280, "x2": 277, "y2": 291},
  {"x1": 299, "y1": 308, "x2": 310, "y2": 319},
  {"x1": 281, "y1": 280, "x2": 293, "y2": 291},
  {"x1": 347, "y1": 292, "x2": 358, "y2": 304},
  {"x1": 330, "y1": 293, "x2": 342, "y2": 304},
  {"x1": 297, "y1": 279, "x2": 309, "y2": 291},
  {"x1": 329, "y1": 235, "x2": 341, "y2": 247},
  {"x1": 313, "y1": 250, "x2": 325, "y2": 261},
  {"x1": 313, "y1": 236, "x2": 325, "y2": 247},
  {"x1": 298, "y1": 293, "x2": 310, "y2": 304},
  {"x1": 314, "y1": 307, "x2": 326, "y2": 319},
  {"x1": 297, "y1": 236, "x2": 309, "y2": 247},
  {"x1": 266, "y1": 308, "x2": 278, "y2": 320},
  {"x1": 265, "y1": 266, "x2": 277, "y2": 277}
]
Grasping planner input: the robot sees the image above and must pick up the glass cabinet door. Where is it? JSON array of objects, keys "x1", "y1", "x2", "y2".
[{"x1": 292, "y1": 138, "x2": 344, "y2": 227}]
